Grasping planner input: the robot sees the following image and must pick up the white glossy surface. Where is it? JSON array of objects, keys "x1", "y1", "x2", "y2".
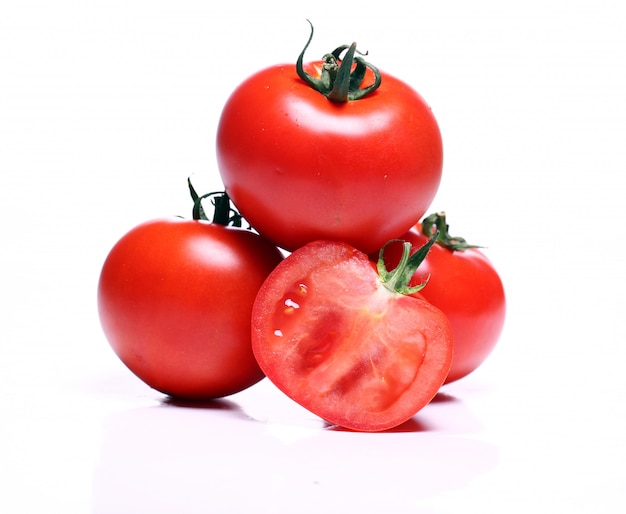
[{"x1": 2, "y1": 1, "x2": 625, "y2": 512}]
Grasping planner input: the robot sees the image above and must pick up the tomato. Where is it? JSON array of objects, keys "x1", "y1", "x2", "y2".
[
  {"x1": 216, "y1": 22, "x2": 443, "y2": 254},
  {"x1": 97, "y1": 189, "x2": 284, "y2": 400},
  {"x1": 251, "y1": 238, "x2": 454, "y2": 432},
  {"x1": 377, "y1": 212, "x2": 506, "y2": 383}
]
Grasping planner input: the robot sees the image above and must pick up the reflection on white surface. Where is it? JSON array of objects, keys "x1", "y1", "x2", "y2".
[{"x1": 91, "y1": 380, "x2": 499, "y2": 514}]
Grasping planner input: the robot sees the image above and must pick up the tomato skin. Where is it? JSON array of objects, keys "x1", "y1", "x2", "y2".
[
  {"x1": 378, "y1": 226, "x2": 506, "y2": 383},
  {"x1": 216, "y1": 62, "x2": 443, "y2": 254},
  {"x1": 251, "y1": 240, "x2": 453, "y2": 432},
  {"x1": 97, "y1": 218, "x2": 284, "y2": 400}
]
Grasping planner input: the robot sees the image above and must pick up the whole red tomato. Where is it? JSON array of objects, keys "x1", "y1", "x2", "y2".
[
  {"x1": 216, "y1": 22, "x2": 443, "y2": 254},
  {"x1": 377, "y1": 212, "x2": 506, "y2": 383},
  {"x1": 251, "y1": 237, "x2": 453, "y2": 432},
  {"x1": 97, "y1": 186, "x2": 284, "y2": 399}
]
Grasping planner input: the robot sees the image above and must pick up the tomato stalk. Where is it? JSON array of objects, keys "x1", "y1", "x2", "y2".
[
  {"x1": 296, "y1": 20, "x2": 382, "y2": 102},
  {"x1": 187, "y1": 177, "x2": 243, "y2": 227},
  {"x1": 377, "y1": 232, "x2": 439, "y2": 295},
  {"x1": 420, "y1": 212, "x2": 481, "y2": 252}
]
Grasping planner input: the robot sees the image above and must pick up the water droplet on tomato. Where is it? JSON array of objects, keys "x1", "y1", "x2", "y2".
[{"x1": 284, "y1": 298, "x2": 300, "y2": 310}]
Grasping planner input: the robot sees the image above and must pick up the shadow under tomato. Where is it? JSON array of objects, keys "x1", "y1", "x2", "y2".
[
  {"x1": 323, "y1": 391, "x2": 462, "y2": 433},
  {"x1": 160, "y1": 396, "x2": 239, "y2": 410},
  {"x1": 324, "y1": 416, "x2": 433, "y2": 433},
  {"x1": 429, "y1": 391, "x2": 460, "y2": 404}
]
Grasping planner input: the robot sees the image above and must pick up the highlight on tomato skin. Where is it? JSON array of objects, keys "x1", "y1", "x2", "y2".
[{"x1": 250, "y1": 239, "x2": 454, "y2": 432}]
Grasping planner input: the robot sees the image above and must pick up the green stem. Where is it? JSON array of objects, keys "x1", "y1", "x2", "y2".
[
  {"x1": 378, "y1": 232, "x2": 439, "y2": 295},
  {"x1": 296, "y1": 20, "x2": 381, "y2": 102},
  {"x1": 420, "y1": 212, "x2": 482, "y2": 251},
  {"x1": 187, "y1": 177, "x2": 243, "y2": 227}
]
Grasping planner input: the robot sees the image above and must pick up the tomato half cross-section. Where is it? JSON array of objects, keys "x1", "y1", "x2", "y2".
[
  {"x1": 97, "y1": 186, "x2": 284, "y2": 400},
  {"x1": 216, "y1": 22, "x2": 443, "y2": 254},
  {"x1": 251, "y1": 238, "x2": 454, "y2": 432},
  {"x1": 377, "y1": 212, "x2": 506, "y2": 383}
]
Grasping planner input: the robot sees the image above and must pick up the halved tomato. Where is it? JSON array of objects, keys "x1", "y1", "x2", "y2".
[{"x1": 251, "y1": 239, "x2": 453, "y2": 431}]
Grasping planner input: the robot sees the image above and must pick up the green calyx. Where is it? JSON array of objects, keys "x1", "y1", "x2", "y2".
[
  {"x1": 377, "y1": 232, "x2": 439, "y2": 296},
  {"x1": 187, "y1": 177, "x2": 243, "y2": 227},
  {"x1": 296, "y1": 20, "x2": 382, "y2": 102},
  {"x1": 420, "y1": 212, "x2": 482, "y2": 252}
]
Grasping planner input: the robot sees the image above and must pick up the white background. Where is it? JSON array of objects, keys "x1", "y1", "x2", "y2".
[{"x1": 2, "y1": 1, "x2": 625, "y2": 512}]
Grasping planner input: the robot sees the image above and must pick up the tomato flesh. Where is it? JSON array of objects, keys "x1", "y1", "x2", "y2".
[{"x1": 251, "y1": 240, "x2": 453, "y2": 431}]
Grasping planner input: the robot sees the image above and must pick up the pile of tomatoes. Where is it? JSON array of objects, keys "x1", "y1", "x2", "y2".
[{"x1": 97, "y1": 23, "x2": 505, "y2": 432}]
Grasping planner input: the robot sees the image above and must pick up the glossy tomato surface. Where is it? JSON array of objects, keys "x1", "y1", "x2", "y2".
[
  {"x1": 97, "y1": 218, "x2": 284, "y2": 399},
  {"x1": 216, "y1": 62, "x2": 443, "y2": 253},
  {"x1": 379, "y1": 226, "x2": 506, "y2": 383},
  {"x1": 251, "y1": 240, "x2": 453, "y2": 432}
]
